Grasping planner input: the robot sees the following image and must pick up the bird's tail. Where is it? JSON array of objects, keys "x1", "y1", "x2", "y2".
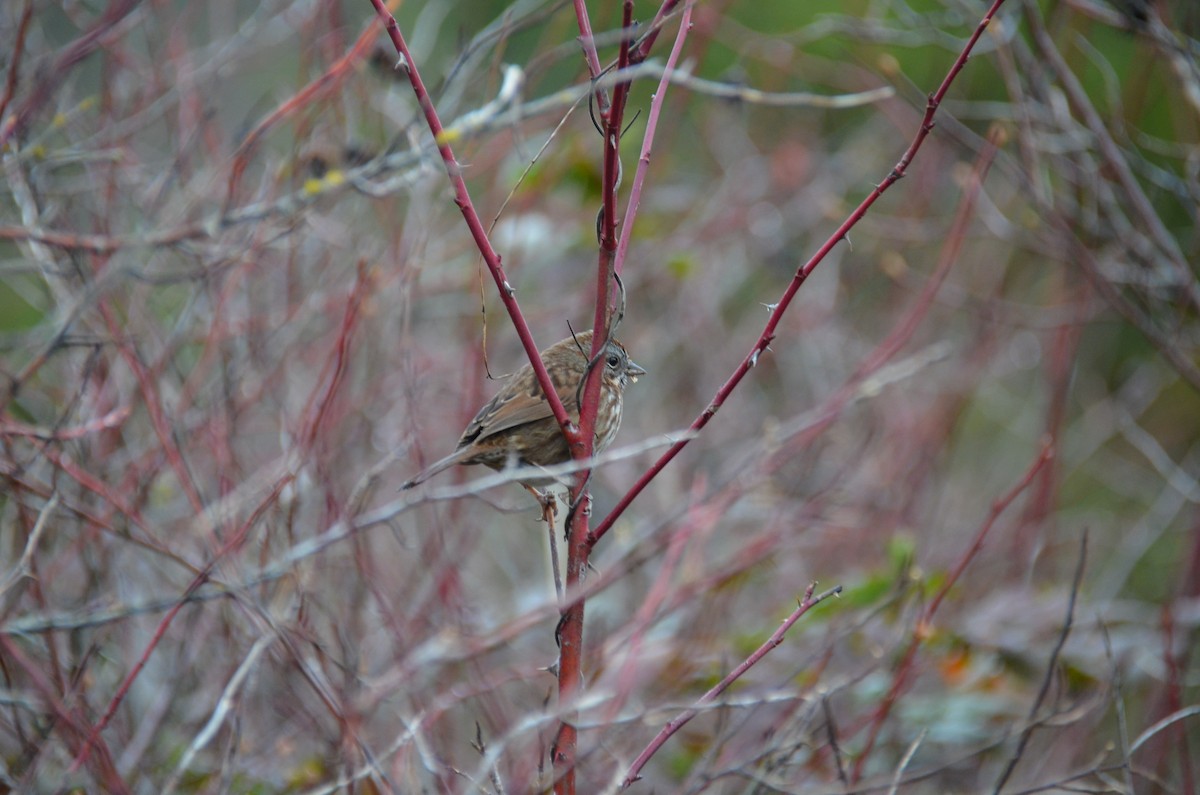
[{"x1": 400, "y1": 448, "x2": 470, "y2": 490}]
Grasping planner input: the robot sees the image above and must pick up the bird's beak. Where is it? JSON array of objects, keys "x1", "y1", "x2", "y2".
[{"x1": 627, "y1": 360, "x2": 647, "y2": 383}]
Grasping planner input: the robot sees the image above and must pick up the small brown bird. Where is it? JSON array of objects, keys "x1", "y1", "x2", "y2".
[{"x1": 402, "y1": 329, "x2": 645, "y2": 490}]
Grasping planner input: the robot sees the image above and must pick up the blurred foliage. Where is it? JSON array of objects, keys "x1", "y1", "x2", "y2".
[{"x1": 0, "y1": 278, "x2": 42, "y2": 330}]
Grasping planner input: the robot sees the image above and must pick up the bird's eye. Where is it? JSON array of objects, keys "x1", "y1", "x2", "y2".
[{"x1": 606, "y1": 353, "x2": 620, "y2": 368}]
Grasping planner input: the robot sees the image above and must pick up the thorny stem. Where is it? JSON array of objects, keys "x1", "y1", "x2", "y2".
[
  {"x1": 367, "y1": 0, "x2": 578, "y2": 447},
  {"x1": 589, "y1": 0, "x2": 1010, "y2": 547},
  {"x1": 555, "y1": 5, "x2": 691, "y2": 791},
  {"x1": 851, "y1": 440, "x2": 1054, "y2": 781},
  {"x1": 621, "y1": 583, "x2": 843, "y2": 788}
]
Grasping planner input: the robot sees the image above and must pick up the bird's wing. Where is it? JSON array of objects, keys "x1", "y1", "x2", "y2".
[{"x1": 458, "y1": 378, "x2": 576, "y2": 445}]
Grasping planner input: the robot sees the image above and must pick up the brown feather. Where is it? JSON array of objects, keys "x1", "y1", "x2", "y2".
[{"x1": 402, "y1": 329, "x2": 644, "y2": 490}]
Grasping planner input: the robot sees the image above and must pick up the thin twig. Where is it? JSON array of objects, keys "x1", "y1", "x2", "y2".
[
  {"x1": 368, "y1": 0, "x2": 577, "y2": 443},
  {"x1": 991, "y1": 530, "x2": 1089, "y2": 793},
  {"x1": 161, "y1": 633, "x2": 277, "y2": 795},
  {"x1": 621, "y1": 583, "x2": 842, "y2": 788},
  {"x1": 589, "y1": 0, "x2": 1011, "y2": 546},
  {"x1": 853, "y1": 440, "x2": 1055, "y2": 781},
  {"x1": 887, "y1": 730, "x2": 927, "y2": 795},
  {"x1": 0, "y1": 492, "x2": 59, "y2": 597}
]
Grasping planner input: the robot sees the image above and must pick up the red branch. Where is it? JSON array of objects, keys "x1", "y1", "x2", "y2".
[
  {"x1": 67, "y1": 466, "x2": 300, "y2": 776},
  {"x1": 850, "y1": 440, "x2": 1055, "y2": 782},
  {"x1": 97, "y1": 298, "x2": 206, "y2": 519},
  {"x1": 555, "y1": 5, "x2": 692, "y2": 792},
  {"x1": 571, "y1": 0, "x2": 608, "y2": 114},
  {"x1": 0, "y1": 0, "x2": 140, "y2": 148},
  {"x1": 367, "y1": 0, "x2": 576, "y2": 444},
  {"x1": 554, "y1": 0, "x2": 638, "y2": 784},
  {"x1": 589, "y1": 0, "x2": 1010, "y2": 546},
  {"x1": 65, "y1": 272, "x2": 366, "y2": 774},
  {"x1": 621, "y1": 583, "x2": 843, "y2": 788},
  {"x1": 0, "y1": 634, "x2": 128, "y2": 793},
  {"x1": 0, "y1": 0, "x2": 33, "y2": 128},
  {"x1": 222, "y1": 21, "x2": 378, "y2": 213},
  {"x1": 298, "y1": 262, "x2": 369, "y2": 452},
  {"x1": 614, "y1": 3, "x2": 694, "y2": 281}
]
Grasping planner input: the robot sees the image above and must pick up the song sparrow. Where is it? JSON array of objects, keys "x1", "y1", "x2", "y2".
[{"x1": 402, "y1": 329, "x2": 645, "y2": 489}]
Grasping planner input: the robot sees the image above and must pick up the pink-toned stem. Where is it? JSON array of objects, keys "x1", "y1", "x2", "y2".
[
  {"x1": 222, "y1": 21, "x2": 377, "y2": 214},
  {"x1": 850, "y1": 439, "x2": 1054, "y2": 782},
  {"x1": 604, "y1": 478, "x2": 721, "y2": 724},
  {"x1": 0, "y1": 633, "x2": 129, "y2": 792},
  {"x1": 368, "y1": 0, "x2": 576, "y2": 443},
  {"x1": 571, "y1": 0, "x2": 608, "y2": 115},
  {"x1": 97, "y1": 299, "x2": 205, "y2": 519},
  {"x1": 851, "y1": 125, "x2": 1003, "y2": 384},
  {"x1": 589, "y1": 0, "x2": 1010, "y2": 547},
  {"x1": 621, "y1": 583, "x2": 843, "y2": 788},
  {"x1": 0, "y1": 406, "x2": 131, "y2": 440},
  {"x1": 0, "y1": 0, "x2": 139, "y2": 149},
  {"x1": 613, "y1": 3, "x2": 694, "y2": 281},
  {"x1": 560, "y1": 2, "x2": 696, "y2": 789},
  {"x1": 0, "y1": 0, "x2": 33, "y2": 128},
  {"x1": 633, "y1": 1, "x2": 685, "y2": 64},
  {"x1": 66, "y1": 275, "x2": 366, "y2": 772},
  {"x1": 297, "y1": 262, "x2": 369, "y2": 452},
  {"x1": 555, "y1": 5, "x2": 639, "y2": 788},
  {"x1": 68, "y1": 468, "x2": 300, "y2": 776}
]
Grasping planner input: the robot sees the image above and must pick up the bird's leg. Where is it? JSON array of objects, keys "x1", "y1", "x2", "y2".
[
  {"x1": 538, "y1": 488, "x2": 565, "y2": 600},
  {"x1": 524, "y1": 484, "x2": 558, "y2": 521}
]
